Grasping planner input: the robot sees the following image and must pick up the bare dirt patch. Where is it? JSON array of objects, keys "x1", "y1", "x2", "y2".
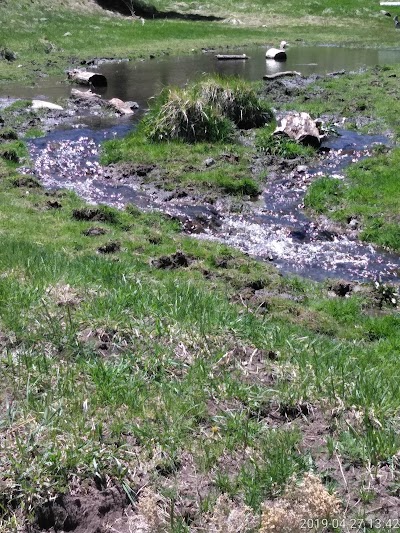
[
  {"x1": 299, "y1": 406, "x2": 400, "y2": 525},
  {"x1": 151, "y1": 251, "x2": 192, "y2": 269},
  {"x1": 32, "y1": 483, "x2": 131, "y2": 533}
]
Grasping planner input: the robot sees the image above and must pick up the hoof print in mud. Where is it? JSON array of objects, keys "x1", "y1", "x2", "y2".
[
  {"x1": 152, "y1": 251, "x2": 192, "y2": 269},
  {"x1": 279, "y1": 402, "x2": 312, "y2": 420}
]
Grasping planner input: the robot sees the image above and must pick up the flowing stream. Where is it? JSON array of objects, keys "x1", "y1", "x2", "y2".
[{"x1": 6, "y1": 45, "x2": 400, "y2": 282}]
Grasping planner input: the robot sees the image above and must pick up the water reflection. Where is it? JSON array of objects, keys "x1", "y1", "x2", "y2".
[{"x1": 1, "y1": 45, "x2": 400, "y2": 107}]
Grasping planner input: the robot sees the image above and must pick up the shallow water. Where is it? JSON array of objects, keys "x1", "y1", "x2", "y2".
[
  {"x1": 10, "y1": 45, "x2": 400, "y2": 282},
  {"x1": 201, "y1": 130, "x2": 400, "y2": 281},
  {"x1": 21, "y1": 125, "x2": 400, "y2": 282},
  {"x1": 2, "y1": 45, "x2": 400, "y2": 110}
]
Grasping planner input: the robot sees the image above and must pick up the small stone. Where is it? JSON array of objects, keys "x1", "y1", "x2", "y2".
[
  {"x1": 204, "y1": 157, "x2": 215, "y2": 167},
  {"x1": 348, "y1": 218, "x2": 359, "y2": 229}
]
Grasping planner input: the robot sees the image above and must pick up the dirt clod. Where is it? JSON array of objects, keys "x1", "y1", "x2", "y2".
[
  {"x1": 82, "y1": 226, "x2": 108, "y2": 236},
  {"x1": 72, "y1": 207, "x2": 117, "y2": 223},
  {"x1": 97, "y1": 240, "x2": 121, "y2": 254},
  {"x1": 152, "y1": 251, "x2": 191, "y2": 269}
]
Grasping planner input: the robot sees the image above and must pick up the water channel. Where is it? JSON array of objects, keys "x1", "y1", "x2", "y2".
[{"x1": 3, "y1": 44, "x2": 400, "y2": 282}]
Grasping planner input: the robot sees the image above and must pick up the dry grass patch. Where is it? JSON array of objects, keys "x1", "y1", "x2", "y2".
[{"x1": 260, "y1": 473, "x2": 340, "y2": 533}]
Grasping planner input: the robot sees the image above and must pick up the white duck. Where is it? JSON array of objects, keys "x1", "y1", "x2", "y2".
[{"x1": 266, "y1": 41, "x2": 287, "y2": 61}]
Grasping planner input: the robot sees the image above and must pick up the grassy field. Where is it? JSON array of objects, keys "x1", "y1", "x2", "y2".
[
  {"x1": 0, "y1": 0, "x2": 400, "y2": 531},
  {"x1": 0, "y1": 157, "x2": 399, "y2": 531}
]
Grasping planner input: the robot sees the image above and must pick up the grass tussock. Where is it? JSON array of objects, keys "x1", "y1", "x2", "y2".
[
  {"x1": 199, "y1": 77, "x2": 273, "y2": 130},
  {"x1": 145, "y1": 87, "x2": 235, "y2": 143},
  {"x1": 144, "y1": 77, "x2": 272, "y2": 143}
]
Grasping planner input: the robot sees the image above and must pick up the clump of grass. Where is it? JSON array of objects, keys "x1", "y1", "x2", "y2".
[
  {"x1": 0, "y1": 127, "x2": 18, "y2": 141},
  {"x1": 199, "y1": 76, "x2": 272, "y2": 129},
  {"x1": 180, "y1": 168, "x2": 260, "y2": 196},
  {"x1": 144, "y1": 86, "x2": 235, "y2": 143},
  {"x1": 3, "y1": 100, "x2": 31, "y2": 112},
  {"x1": 144, "y1": 76, "x2": 271, "y2": 143},
  {"x1": 24, "y1": 127, "x2": 44, "y2": 139},
  {"x1": 303, "y1": 176, "x2": 342, "y2": 213},
  {"x1": 0, "y1": 140, "x2": 27, "y2": 164}
]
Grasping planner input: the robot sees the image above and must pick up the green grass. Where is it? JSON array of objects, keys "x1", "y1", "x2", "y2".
[
  {"x1": 102, "y1": 127, "x2": 262, "y2": 194},
  {"x1": 1, "y1": 0, "x2": 400, "y2": 530},
  {"x1": 255, "y1": 123, "x2": 317, "y2": 159},
  {"x1": 0, "y1": 159, "x2": 399, "y2": 529},
  {"x1": 303, "y1": 175, "x2": 342, "y2": 213}
]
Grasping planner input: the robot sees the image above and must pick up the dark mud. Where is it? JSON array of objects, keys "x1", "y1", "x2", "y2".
[{"x1": 32, "y1": 483, "x2": 131, "y2": 533}]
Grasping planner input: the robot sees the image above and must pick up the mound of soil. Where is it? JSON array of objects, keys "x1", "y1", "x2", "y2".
[
  {"x1": 152, "y1": 251, "x2": 192, "y2": 269},
  {"x1": 72, "y1": 207, "x2": 117, "y2": 223}
]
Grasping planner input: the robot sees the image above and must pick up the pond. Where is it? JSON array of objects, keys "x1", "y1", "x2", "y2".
[{"x1": 2, "y1": 45, "x2": 400, "y2": 110}]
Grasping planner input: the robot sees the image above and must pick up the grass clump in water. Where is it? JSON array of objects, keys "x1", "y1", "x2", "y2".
[
  {"x1": 144, "y1": 76, "x2": 272, "y2": 143},
  {"x1": 144, "y1": 86, "x2": 234, "y2": 143},
  {"x1": 199, "y1": 76, "x2": 272, "y2": 129}
]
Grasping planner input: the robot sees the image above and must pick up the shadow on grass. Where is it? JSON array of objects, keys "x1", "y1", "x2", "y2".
[{"x1": 94, "y1": 0, "x2": 223, "y2": 20}]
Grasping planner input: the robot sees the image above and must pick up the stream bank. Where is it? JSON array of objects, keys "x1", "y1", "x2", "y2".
[{"x1": 1, "y1": 52, "x2": 400, "y2": 283}]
